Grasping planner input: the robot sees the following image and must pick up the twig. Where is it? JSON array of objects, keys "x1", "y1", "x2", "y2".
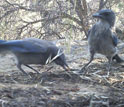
[{"x1": 45, "y1": 49, "x2": 63, "y2": 64}]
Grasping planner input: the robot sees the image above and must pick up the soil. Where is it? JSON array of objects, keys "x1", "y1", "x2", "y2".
[{"x1": 0, "y1": 40, "x2": 124, "y2": 107}]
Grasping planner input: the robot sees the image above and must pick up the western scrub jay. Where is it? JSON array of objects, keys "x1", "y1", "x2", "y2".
[
  {"x1": 0, "y1": 38, "x2": 70, "y2": 76},
  {"x1": 81, "y1": 9, "x2": 123, "y2": 73}
]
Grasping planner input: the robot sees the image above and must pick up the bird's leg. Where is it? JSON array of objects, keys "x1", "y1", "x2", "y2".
[
  {"x1": 106, "y1": 57, "x2": 112, "y2": 77},
  {"x1": 80, "y1": 52, "x2": 95, "y2": 72},
  {"x1": 17, "y1": 63, "x2": 31, "y2": 78},
  {"x1": 24, "y1": 64, "x2": 40, "y2": 74}
]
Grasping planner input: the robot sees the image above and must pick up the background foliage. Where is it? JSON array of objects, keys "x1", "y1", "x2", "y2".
[{"x1": 0, "y1": 0, "x2": 123, "y2": 40}]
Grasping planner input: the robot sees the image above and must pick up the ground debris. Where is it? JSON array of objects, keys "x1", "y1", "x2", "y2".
[{"x1": 0, "y1": 40, "x2": 124, "y2": 107}]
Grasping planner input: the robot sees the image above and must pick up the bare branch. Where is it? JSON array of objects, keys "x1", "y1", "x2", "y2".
[
  {"x1": 99, "y1": 0, "x2": 108, "y2": 10},
  {"x1": 5, "y1": 0, "x2": 38, "y2": 12},
  {"x1": 0, "y1": 9, "x2": 17, "y2": 20}
]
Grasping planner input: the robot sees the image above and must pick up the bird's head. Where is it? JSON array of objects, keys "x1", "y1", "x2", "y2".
[
  {"x1": 51, "y1": 48, "x2": 70, "y2": 71},
  {"x1": 93, "y1": 9, "x2": 115, "y2": 27},
  {"x1": 55, "y1": 54, "x2": 70, "y2": 71},
  {"x1": 54, "y1": 53, "x2": 70, "y2": 71},
  {"x1": 46, "y1": 47, "x2": 70, "y2": 71}
]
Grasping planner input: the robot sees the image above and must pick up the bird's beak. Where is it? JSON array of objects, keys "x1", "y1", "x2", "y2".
[
  {"x1": 63, "y1": 64, "x2": 70, "y2": 71},
  {"x1": 92, "y1": 13, "x2": 103, "y2": 19}
]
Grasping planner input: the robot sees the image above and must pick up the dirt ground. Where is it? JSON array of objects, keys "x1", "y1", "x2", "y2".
[{"x1": 0, "y1": 40, "x2": 124, "y2": 107}]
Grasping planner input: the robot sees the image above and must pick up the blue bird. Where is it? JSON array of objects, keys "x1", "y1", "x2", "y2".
[{"x1": 0, "y1": 38, "x2": 70, "y2": 75}]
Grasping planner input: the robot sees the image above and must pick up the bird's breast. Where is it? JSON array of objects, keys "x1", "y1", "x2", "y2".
[{"x1": 14, "y1": 53, "x2": 49, "y2": 65}]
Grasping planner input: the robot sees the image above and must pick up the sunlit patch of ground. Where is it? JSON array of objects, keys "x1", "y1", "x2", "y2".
[{"x1": 0, "y1": 39, "x2": 124, "y2": 106}]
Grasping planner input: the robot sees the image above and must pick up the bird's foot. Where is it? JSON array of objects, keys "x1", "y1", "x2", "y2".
[
  {"x1": 106, "y1": 70, "x2": 110, "y2": 78},
  {"x1": 27, "y1": 74, "x2": 32, "y2": 79},
  {"x1": 76, "y1": 67, "x2": 87, "y2": 74},
  {"x1": 103, "y1": 68, "x2": 111, "y2": 78}
]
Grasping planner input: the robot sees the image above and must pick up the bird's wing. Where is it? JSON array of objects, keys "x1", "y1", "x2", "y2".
[
  {"x1": 87, "y1": 29, "x2": 91, "y2": 39},
  {"x1": 23, "y1": 38, "x2": 55, "y2": 47},
  {"x1": 0, "y1": 40, "x2": 47, "y2": 53},
  {"x1": 112, "y1": 34, "x2": 118, "y2": 46}
]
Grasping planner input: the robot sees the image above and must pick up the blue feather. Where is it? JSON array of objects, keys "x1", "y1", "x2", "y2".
[
  {"x1": 112, "y1": 34, "x2": 118, "y2": 46},
  {"x1": 0, "y1": 40, "x2": 47, "y2": 53},
  {"x1": 0, "y1": 40, "x2": 6, "y2": 44}
]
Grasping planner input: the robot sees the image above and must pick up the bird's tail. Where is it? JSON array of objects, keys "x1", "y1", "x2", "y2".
[
  {"x1": 0, "y1": 40, "x2": 6, "y2": 44},
  {"x1": 0, "y1": 40, "x2": 8, "y2": 52}
]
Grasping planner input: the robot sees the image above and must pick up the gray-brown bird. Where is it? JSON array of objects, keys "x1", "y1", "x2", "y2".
[{"x1": 81, "y1": 9, "x2": 123, "y2": 73}]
